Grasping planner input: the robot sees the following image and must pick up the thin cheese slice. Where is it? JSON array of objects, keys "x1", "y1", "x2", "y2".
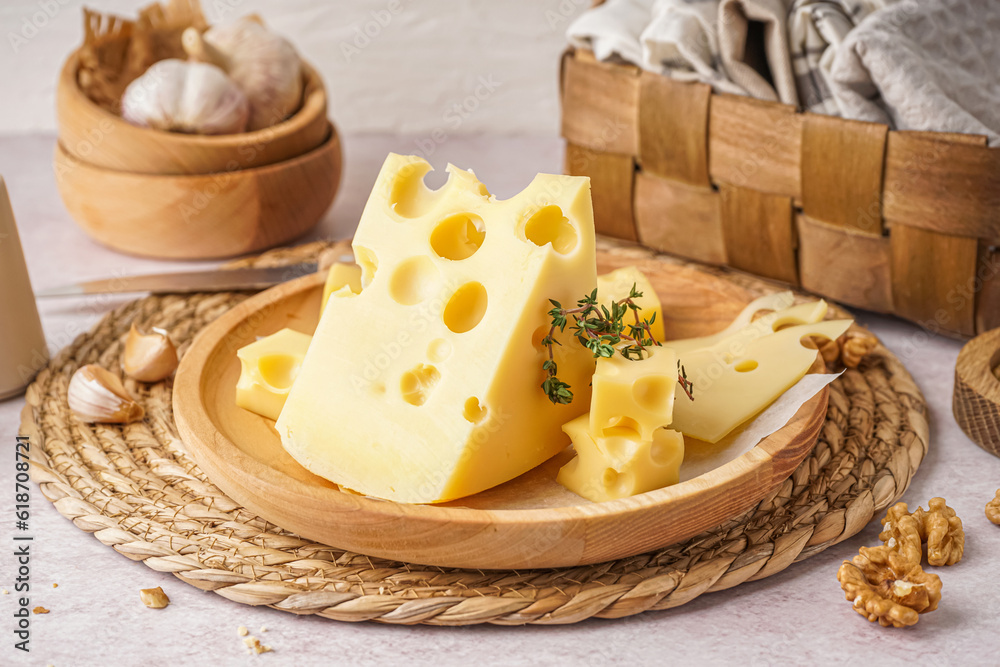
[
  {"x1": 590, "y1": 345, "x2": 677, "y2": 440},
  {"x1": 236, "y1": 328, "x2": 313, "y2": 420},
  {"x1": 276, "y1": 154, "x2": 598, "y2": 503},
  {"x1": 666, "y1": 296, "x2": 828, "y2": 357},
  {"x1": 558, "y1": 415, "x2": 684, "y2": 502},
  {"x1": 596, "y1": 266, "x2": 665, "y2": 342},
  {"x1": 672, "y1": 319, "x2": 851, "y2": 442}
]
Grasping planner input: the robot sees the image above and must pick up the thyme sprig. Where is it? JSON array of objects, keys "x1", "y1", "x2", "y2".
[{"x1": 541, "y1": 284, "x2": 695, "y2": 405}]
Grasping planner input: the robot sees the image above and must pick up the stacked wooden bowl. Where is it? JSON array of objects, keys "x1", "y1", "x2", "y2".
[{"x1": 54, "y1": 51, "x2": 341, "y2": 260}]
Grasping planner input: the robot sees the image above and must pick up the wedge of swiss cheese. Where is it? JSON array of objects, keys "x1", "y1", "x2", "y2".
[{"x1": 276, "y1": 154, "x2": 597, "y2": 503}]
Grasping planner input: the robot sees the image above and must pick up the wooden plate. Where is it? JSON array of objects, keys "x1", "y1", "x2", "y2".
[{"x1": 173, "y1": 250, "x2": 828, "y2": 569}]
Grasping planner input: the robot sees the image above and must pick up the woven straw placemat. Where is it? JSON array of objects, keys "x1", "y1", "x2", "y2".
[{"x1": 21, "y1": 240, "x2": 929, "y2": 625}]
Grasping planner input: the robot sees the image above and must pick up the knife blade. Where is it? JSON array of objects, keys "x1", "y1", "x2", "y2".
[{"x1": 36, "y1": 262, "x2": 319, "y2": 297}]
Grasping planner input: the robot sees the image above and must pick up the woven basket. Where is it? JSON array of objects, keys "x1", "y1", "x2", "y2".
[{"x1": 559, "y1": 43, "x2": 1000, "y2": 339}]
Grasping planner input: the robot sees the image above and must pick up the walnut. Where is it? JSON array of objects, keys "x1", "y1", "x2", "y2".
[
  {"x1": 913, "y1": 498, "x2": 964, "y2": 566},
  {"x1": 840, "y1": 331, "x2": 877, "y2": 368},
  {"x1": 805, "y1": 331, "x2": 877, "y2": 369},
  {"x1": 987, "y1": 490, "x2": 1000, "y2": 525},
  {"x1": 879, "y1": 502, "x2": 922, "y2": 565},
  {"x1": 139, "y1": 586, "x2": 170, "y2": 609},
  {"x1": 837, "y1": 545, "x2": 942, "y2": 628}
]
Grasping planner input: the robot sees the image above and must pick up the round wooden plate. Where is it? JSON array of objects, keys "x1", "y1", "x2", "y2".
[{"x1": 173, "y1": 251, "x2": 829, "y2": 570}]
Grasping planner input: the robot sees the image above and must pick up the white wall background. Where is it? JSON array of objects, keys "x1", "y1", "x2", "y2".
[{"x1": 0, "y1": 0, "x2": 590, "y2": 135}]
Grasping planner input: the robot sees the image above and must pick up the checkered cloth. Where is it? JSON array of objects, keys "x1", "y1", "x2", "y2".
[{"x1": 788, "y1": 0, "x2": 892, "y2": 115}]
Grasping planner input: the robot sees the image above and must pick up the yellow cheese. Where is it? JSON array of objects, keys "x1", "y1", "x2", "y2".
[
  {"x1": 672, "y1": 319, "x2": 852, "y2": 442},
  {"x1": 321, "y1": 262, "x2": 363, "y2": 313},
  {"x1": 590, "y1": 345, "x2": 677, "y2": 440},
  {"x1": 236, "y1": 328, "x2": 313, "y2": 421},
  {"x1": 557, "y1": 415, "x2": 684, "y2": 502},
  {"x1": 596, "y1": 266, "x2": 665, "y2": 341},
  {"x1": 666, "y1": 295, "x2": 827, "y2": 357},
  {"x1": 276, "y1": 154, "x2": 598, "y2": 503}
]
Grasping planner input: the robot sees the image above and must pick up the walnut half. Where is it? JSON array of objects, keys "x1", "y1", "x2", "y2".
[
  {"x1": 879, "y1": 498, "x2": 965, "y2": 567},
  {"x1": 913, "y1": 498, "x2": 964, "y2": 567},
  {"x1": 879, "y1": 502, "x2": 923, "y2": 565},
  {"x1": 988, "y1": 490, "x2": 1000, "y2": 526},
  {"x1": 838, "y1": 546, "x2": 942, "y2": 628}
]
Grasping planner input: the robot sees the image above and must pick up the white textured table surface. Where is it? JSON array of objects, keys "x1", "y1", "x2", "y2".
[{"x1": 1, "y1": 134, "x2": 998, "y2": 666}]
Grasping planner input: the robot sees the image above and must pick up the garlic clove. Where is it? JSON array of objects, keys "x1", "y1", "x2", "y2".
[
  {"x1": 68, "y1": 364, "x2": 145, "y2": 424},
  {"x1": 123, "y1": 324, "x2": 179, "y2": 383}
]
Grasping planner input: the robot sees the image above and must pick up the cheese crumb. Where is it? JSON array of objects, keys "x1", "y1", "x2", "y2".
[
  {"x1": 259, "y1": 626, "x2": 268, "y2": 633},
  {"x1": 52, "y1": 583, "x2": 58, "y2": 588},
  {"x1": 2, "y1": 589, "x2": 8, "y2": 595},
  {"x1": 33, "y1": 606, "x2": 50, "y2": 614},
  {"x1": 237, "y1": 626, "x2": 248, "y2": 637}
]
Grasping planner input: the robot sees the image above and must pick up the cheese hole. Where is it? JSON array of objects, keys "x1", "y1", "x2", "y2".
[
  {"x1": 400, "y1": 364, "x2": 441, "y2": 406},
  {"x1": 649, "y1": 437, "x2": 675, "y2": 466},
  {"x1": 601, "y1": 468, "x2": 619, "y2": 490},
  {"x1": 389, "y1": 164, "x2": 442, "y2": 218},
  {"x1": 531, "y1": 325, "x2": 550, "y2": 351},
  {"x1": 735, "y1": 360, "x2": 759, "y2": 373},
  {"x1": 430, "y1": 213, "x2": 486, "y2": 260},
  {"x1": 632, "y1": 376, "x2": 673, "y2": 412},
  {"x1": 354, "y1": 246, "x2": 378, "y2": 288},
  {"x1": 443, "y1": 282, "x2": 488, "y2": 333},
  {"x1": 257, "y1": 354, "x2": 300, "y2": 390},
  {"x1": 463, "y1": 397, "x2": 487, "y2": 423},
  {"x1": 427, "y1": 338, "x2": 453, "y2": 363},
  {"x1": 389, "y1": 256, "x2": 442, "y2": 306},
  {"x1": 772, "y1": 316, "x2": 807, "y2": 332},
  {"x1": 604, "y1": 416, "x2": 641, "y2": 437},
  {"x1": 523, "y1": 205, "x2": 578, "y2": 255}
]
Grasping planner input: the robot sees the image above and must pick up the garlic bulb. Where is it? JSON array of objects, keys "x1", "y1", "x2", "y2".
[
  {"x1": 183, "y1": 18, "x2": 303, "y2": 131},
  {"x1": 123, "y1": 324, "x2": 178, "y2": 383},
  {"x1": 67, "y1": 364, "x2": 145, "y2": 424},
  {"x1": 121, "y1": 59, "x2": 250, "y2": 135}
]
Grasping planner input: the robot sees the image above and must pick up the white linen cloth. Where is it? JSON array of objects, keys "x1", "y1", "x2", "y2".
[
  {"x1": 716, "y1": 0, "x2": 797, "y2": 104},
  {"x1": 828, "y1": 0, "x2": 1000, "y2": 145},
  {"x1": 568, "y1": 0, "x2": 801, "y2": 103}
]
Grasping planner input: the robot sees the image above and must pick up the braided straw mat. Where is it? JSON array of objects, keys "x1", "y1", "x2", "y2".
[{"x1": 21, "y1": 240, "x2": 929, "y2": 626}]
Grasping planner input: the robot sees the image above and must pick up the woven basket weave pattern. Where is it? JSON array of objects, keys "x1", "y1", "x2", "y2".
[
  {"x1": 560, "y1": 48, "x2": 1000, "y2": 339},
  {"x1": 19, "y1": 241, "x2": 928, "y2": 625}
]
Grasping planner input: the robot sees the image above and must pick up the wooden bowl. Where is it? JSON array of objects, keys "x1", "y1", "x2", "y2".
[
  {"x1": 56, "y1": 49, "x2": 330, "y2": 176},
  {"x1": 53, "y1": 126, "x2": 341, "y2": 260},
  {"x1": 173, "y1": 251, "x2": 830, "y2": 569}
]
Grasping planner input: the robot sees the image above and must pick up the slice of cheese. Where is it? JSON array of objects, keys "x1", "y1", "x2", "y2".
[
  {"x1": 596, "y1": 266, "x2": 665, "y2": 342},
  {"x1": 321, "y1": 262, "x2": 363, "y2": 313},
  {"x1": 666, "y1": 296, "x2": 827, "y2": 357},
  {"x1": 236, "y1": 328, "x2": 313, "y2": 420},
  {"x1": 672, "y1": 319, "x2": 851, "y2": 442},
  {"x1": 558, "y1": 415, "x2": 684, "y2": 502},
  {"x1": 276, "y1": 154, "x2": 598, "y2": 503},
  {"x1": 590, "y1": 345, "x2": 677, "y2": 440}
]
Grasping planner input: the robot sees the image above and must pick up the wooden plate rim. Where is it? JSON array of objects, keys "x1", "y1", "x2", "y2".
[{"x1": 173, "y1": 270, "x2": 828, "y2": 528}]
